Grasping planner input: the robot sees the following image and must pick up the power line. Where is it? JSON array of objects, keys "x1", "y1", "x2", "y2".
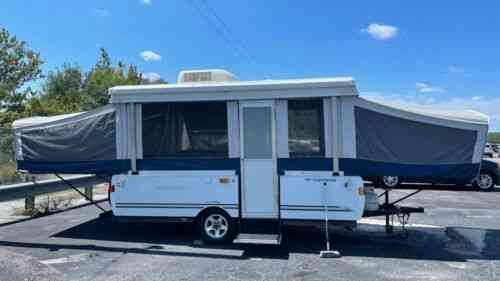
[
  {"x1": 187, "y1": 0, "x2": 255, "y2": 65},
  {"x1": 188, "y1": 0, "x2": 249, "y2": 63},
  {"x1": 197, "y1": 0, "x2": 256, "y2": 65}
]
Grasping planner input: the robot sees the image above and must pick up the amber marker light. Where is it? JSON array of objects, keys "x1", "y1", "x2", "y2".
[
  {"x1": 219, "y1": 177, "x2": 230, "y2": 184},
  {"x1": 358, "y1": 186, "x2": 365, "y2": 196}
]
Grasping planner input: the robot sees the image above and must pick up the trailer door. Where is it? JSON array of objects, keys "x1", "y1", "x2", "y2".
[{"x1": 240, "y1": 100, "x2": 278, "y2": 219}]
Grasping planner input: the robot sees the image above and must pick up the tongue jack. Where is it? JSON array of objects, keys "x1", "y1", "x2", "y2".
[{"x1": 319, "y1": 182, "x2": 341, "y2": 258}]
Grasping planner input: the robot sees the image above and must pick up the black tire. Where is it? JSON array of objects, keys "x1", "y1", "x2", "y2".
[
  {"x1": 199, "y1": 209, "x2": 235, "y2": 244},
  {"x1": 473, "y1": 171, "x2": 496, "y2": 191},
  {"x1": 379, "y1": 176, "x2": 400, "y2": 189}
]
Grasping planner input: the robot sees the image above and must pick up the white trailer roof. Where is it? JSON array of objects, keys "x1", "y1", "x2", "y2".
[
  {"x1": 364, "y1": 97, "x2": 489, "y2": 125},
  {"x1": 12, "y1": 105, "x2": 115, "y2": 130},
  {"x1": 12, "y1": 112, "x2": 83, "y2": 129},
  {"x1": 109, "y1": 77, "x2": 358, "y2": 103}
]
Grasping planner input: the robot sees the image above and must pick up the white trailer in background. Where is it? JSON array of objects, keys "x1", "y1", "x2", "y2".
[{"x1": 12, "y1": 69, "x2": 488, "y2": 245}]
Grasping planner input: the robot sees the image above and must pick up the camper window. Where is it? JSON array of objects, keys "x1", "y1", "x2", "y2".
[
  {"x1": 142, "y1": 102, "x2": 228, "y2": 158},
  {"x1": 288, "y1": 98, "x2": 325, "y2": 157}
]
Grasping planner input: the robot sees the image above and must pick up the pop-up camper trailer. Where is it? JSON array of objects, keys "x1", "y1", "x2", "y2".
[{"x1": 12, "y1": 69, "x2": 489, "y2": 244}]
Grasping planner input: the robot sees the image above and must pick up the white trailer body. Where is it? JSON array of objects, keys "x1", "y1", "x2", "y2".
[
  {"x1": 111, "y1": 171, "x2": 364, "y2": 223},
  {"x1": 111, "y1": 171, "x2": 239, "y2": 218},
  {"x1": 12, "y1": 69, "x2": 488, "y2": 244}
]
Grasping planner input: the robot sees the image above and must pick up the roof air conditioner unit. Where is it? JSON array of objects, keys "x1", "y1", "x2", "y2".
[{"x1": 177, "y1": 69, "x2": 237, "y2": 83}]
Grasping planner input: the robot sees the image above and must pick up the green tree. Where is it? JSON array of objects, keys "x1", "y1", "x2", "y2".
[
  {"x1": 0, "y1": 27, "x2": 43, "y2": 113},
  {"x1": 82, "y1": 48, "x2": 145, "y2": 109},
  {"x1": 0, "y1": 28, "x2": 43, "y2": 105},
  {"x1": 126, "y1": 65, "x2": 143, "y2": 84},
  {"x1": 0, "y1": 27, "x2": 43, "y2": 160},
  {"x1": 488, "y1": 132, "x2": 500, "y2": 143},
  {"x1": 81, "y1": 48, "x2": 114, "y2": 109},
  {"x1": 22, "y1": 64, "x2": 86, "y2": 116}
]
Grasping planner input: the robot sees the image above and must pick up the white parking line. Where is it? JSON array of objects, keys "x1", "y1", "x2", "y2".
[
  {"x1": 359, "y1": 218, "x2": 442, "y2": 229},
  {"x1": 466, "y1": 215, "x2": 493, "y2": 219},
  {"x1": 40, "y1": 253, "x2": 97, "y2": 265},
  {"x1": 146, "y1": 244, "x2": 244, "y2": 258}
]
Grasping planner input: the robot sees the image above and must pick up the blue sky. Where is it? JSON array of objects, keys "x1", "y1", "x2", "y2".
[{"x1": 2, "y1": 1, "x2": 500, "y2": 130}]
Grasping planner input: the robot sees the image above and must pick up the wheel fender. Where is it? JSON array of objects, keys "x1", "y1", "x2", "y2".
[{"x1": 196, "y1": 206, "x2": 232, "y2": 223}]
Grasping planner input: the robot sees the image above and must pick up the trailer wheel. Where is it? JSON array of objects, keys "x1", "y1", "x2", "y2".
[
  {"x1": 380, "y1": 176, "x2": 400, "y2": 189},
  {"x1": 199, "y1": 209, "x2": 235, "y2": 244},
  {"x1": 473, "y1": 171, "x2": 495, "y2": 191}
]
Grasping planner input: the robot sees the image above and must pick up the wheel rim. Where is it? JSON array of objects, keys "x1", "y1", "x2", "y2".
[
  {"x1": 477, "y1": 173, "x2": 493, "y2": 190},
  {"x1": 383, "y1": 176, "x2": 399, "y2": 187},
  {"x1": 204, "y1": 214, "x2": 228, "y2": 239}
]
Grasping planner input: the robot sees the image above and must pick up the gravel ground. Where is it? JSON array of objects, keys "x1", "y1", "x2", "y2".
[{"x1": 0, "y1": 186, "x2": 499, "y2": 281}]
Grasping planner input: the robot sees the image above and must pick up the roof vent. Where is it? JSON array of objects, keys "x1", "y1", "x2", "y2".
[{"x1": 177, "y1": 69, "x2": 237, "y2": 83}]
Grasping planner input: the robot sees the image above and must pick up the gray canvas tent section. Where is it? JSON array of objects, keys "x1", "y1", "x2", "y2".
[
  {"x1": 11, "y1": 76, "x2": 489, "y2": 179},
  {"x1": 355, "y1": 106, "x2": 477, "y2": 164},
  {"x1": 334, "y1": 96, "x2": 488, "y2": 180},
  {"x1": 12, "y1": 105, "x2": 130, "y2": 174}
]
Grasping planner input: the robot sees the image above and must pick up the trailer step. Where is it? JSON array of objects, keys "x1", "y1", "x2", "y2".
[
  {"x1": 239, "y1": 219, "x2": 281, "y2": 234},
  {"x1": 233, "y1": 233, "x2": 282, "y2": 245}
]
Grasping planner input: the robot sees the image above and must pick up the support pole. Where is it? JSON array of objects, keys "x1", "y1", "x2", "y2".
[
  {"x1": 320, "y1": 182, "x2": 341, "y2": 258},
  {"x1": 129, "y1": 103, "x2": 138, "y2": 175},
  {"x1": 377, "y1": 190, "x2": 388, "y2": 199},
  {"x1": 25, "y1": 179, "x2": 36, "y2": 211},
  {"x1": 331, "y1": 97, "x2": 341, "y2": 175},
  {"x1": 85, "y1": 186, "x2": 93, "y2": 201},
  {"x1": 385, "y1": 190, "x2": 393, "y2": 234},
  {"x1": 55, "y1": 174, "x2": 106, "y2": 213},
  {"x1": 390, "y1": 189, "x2": 423, "y2": 205},
  {"x1": 25, "y1": 195, "x2": 35, "y2": 211}
]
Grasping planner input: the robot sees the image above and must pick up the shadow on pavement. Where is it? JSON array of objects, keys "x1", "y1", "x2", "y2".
[
  {"x1": 1, "y1": 217, "x2": 482, "y2": 261},
  {"x1": 0, "y1": 239, "x2": 246, "y2": 260}
]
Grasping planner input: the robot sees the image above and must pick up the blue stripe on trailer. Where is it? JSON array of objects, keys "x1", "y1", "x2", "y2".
[
  {"x1": 277, "y1": 158, "x2": 332, "y2": 173},
  {"x1": 17, "y1": 160, "x2": 131, "y2": 174},
  {"x1": 19, "y1": 157, "x2": 478, "y2": 180},
  {"x1": 340, "y1": 158, "x2": 480, "y2": 180},
  {"x1": 277, "y1": 158, "x2": 479, "y2": 181},
  {"x1": 18, "y1": 159, "x2": 241, "y2": 174},
  {"x1": 137, "y1": 159, "x2": 241, "y2": 173}
]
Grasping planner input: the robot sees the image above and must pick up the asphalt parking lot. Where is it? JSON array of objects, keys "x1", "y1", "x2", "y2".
[{"x1": 0, "y1": 186, "x2": 499, "y2": 281}]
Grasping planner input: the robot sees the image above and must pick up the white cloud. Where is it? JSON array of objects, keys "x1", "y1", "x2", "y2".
[
  {"x1": 140, "y1": 50, "x2": 162, "y2": 62},
  {"x1": 92, "y1": 9, "x2": 109, "y2": 17},
  {"x1": 142, "y1": 72, "x2": 161, "y2": 82},
  {"x1": 361, "y1": 91, "x2": 500, "y2": 131},
  {"x1": 416, "y1": 82, "x2": 445, "y2": 93},
  {"x1": 362, "y1": 23, "x2": 398, "y2": 40},
  {"x1": 141, "y1": 0, "x2": 152, "y2": 5}
]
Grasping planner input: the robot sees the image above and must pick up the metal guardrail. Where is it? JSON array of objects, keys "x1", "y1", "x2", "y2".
[{"x1": 0, "y1": 175, "x2": 106, "y2": 206}]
